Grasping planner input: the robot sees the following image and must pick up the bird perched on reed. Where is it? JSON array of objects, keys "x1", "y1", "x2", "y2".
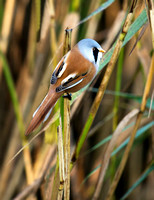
[{"x1": 25, "y1": 38, "x2": 105, "y2": 135}]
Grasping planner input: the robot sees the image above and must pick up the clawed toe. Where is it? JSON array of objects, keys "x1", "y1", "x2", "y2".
[{"x1": 63, "y1": 93, "x2": 72, "y2": 100}]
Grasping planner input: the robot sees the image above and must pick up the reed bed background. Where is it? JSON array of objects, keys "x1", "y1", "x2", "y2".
[{"x1": 0, "y1": 0, "x2": 154, "y2": 200}]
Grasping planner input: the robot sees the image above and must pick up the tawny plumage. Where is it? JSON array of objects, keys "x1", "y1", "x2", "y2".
[{"x1": 25, "y1": 39, "x2": 105, "y2": 135}]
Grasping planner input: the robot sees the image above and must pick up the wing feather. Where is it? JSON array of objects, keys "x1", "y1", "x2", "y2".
[{"x1": 56, "y1": 73, "x2": 86, "y2": 92}]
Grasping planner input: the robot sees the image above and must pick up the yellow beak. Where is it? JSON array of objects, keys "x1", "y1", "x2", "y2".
[{"x1": 99, "y1": 48, "x2": 106, "y2": 53}]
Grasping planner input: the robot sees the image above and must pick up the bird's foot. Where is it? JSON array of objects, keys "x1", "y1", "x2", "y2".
[{"x1": 63, "y1": 93, "x2": 72, "y2": 101}]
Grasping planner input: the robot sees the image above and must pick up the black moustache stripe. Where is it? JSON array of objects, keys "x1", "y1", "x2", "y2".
[{"x1": 93, "y1": 47, "x2": 99, "y2": 63}]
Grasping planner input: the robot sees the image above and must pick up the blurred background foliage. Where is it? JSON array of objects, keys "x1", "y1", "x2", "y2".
[{"x1": 0, "y1": 0, "x2": 153, "y2": 200}]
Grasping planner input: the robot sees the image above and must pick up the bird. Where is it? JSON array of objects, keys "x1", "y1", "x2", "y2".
[{"x1": 25, "y1": 38, "x2": 105, "y2": 136}]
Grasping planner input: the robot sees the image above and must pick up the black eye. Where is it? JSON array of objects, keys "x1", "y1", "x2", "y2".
[{"x1": 92, "y1": 47, "x2": 99, "y2": 63}]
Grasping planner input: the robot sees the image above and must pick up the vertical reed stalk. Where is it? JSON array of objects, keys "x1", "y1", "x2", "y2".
[
  {"x1": 51, "y1": 28, "x2": 72, "y2": 200},
  {"x1": 63, "y1": 28, "x2": 72, "y2": 200},
  {"x1": 113, "y1": 48, "x2": 124, "y2": 130},
  {"x1": 0, "y1": 0, "x2": 15, "y2": 53},
  {"x1": 57, "y1": 121, "x2": 65, "y2": 200}
]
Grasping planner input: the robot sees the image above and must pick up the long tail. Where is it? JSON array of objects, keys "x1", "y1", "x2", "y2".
[{"x1": 25, "y1": 88, "x2": 62, "y2": 136}]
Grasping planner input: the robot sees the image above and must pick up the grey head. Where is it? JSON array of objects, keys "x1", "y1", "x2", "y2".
[{"x1": 77, "y1": 38, "x2": 105, "y2": 71}]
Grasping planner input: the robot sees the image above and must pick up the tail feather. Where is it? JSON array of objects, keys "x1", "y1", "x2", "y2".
[{"x1": 25, "y1": 90, "x2": 62, "y2": 136}]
